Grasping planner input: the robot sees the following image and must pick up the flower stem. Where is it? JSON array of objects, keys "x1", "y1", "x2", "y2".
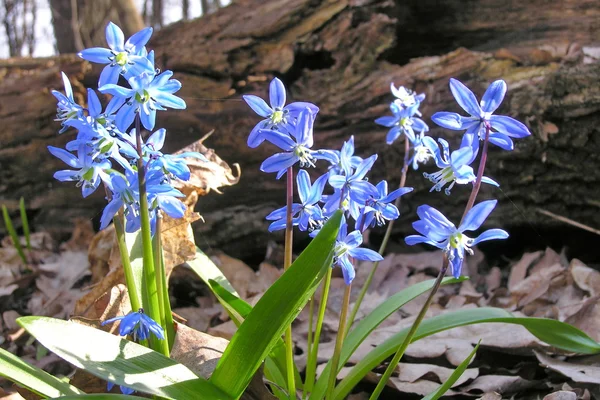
[
  {"x1": 135, "y1": 115, "x2": 168, "y2": 357},
  {"x1": 284, "y1": 166, "x2": 296, "y2": 400},
  {"x1": 369, "y1": 127, "x2": 492, "y2": 400},
  {"x1": 369, "y1": 257, "x2": 449, "y2": 400},
  {"x1": 152, "y1": 211, "x2": 174, "y2": 352},
  {"x1": 113, "y1": 211, "x2": 142, "y2": 312},
  {"x1": 346, "y1": 138, "x2": 411, "y2": 336},
  {"x1": 303, "y1": 268, "x2": 332, "y2": 397},
  {"x1": 325, "y1": 283, "x2": 352, "y2": 400},
  {"x1": 304, "y1": 295, "x2": 315, "y2": 399}
]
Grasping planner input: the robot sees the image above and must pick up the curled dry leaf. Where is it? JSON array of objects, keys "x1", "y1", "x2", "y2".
[
  {"x1": 570, "y1": 259, "x2": 600, "y2": 296},
  {"x1": 534, "y1": 350, "x2": 600, "y2": 385}
]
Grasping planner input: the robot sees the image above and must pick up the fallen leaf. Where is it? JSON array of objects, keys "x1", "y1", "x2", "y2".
[
  {"x1": 544, "y1": 391, "x2": 577, "y2": 400},
  {"x1": 509, "y1": 252, "x2": 543, "y2": 291},
  {"x1": 170, "y1": 323, "x2": 228, "y2": 379},
  {"x1": 570, "y1": 259, "x2": 600, "y2": 296},
  {"x1": 535, "y1": 351, "x2": 600, "y2": 384}
]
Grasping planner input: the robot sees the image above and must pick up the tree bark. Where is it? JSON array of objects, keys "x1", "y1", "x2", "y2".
[{"x1": 1, "y1": 0, "x2": 600, "y2": 260}]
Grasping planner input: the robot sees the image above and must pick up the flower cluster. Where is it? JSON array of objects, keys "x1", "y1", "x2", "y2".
[
  {"x1": 374, "y1": 79, "x2": 530, "y2": 276},
  {"x1": 244, "y1": 79, "x2": 418, "y2": 284},
  {"x1": 49, "y1": 22, "x2": 204, "y2": 234}
]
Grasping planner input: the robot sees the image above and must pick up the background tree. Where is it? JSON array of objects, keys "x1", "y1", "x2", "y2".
[
  {"x1": 1, "y1": 0, "x2": 36, "y2": 56},
  {"x1": 49, "y1": 0, "x2": 144, "y2": 53}
]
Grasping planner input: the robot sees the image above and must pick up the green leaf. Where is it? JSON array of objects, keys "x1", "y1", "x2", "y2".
[
  {"x1": 422, "y1": 341, "x2": 480, "y2": 400},
  {"x1": 17, "y1": 316, "x2": 231, "y2": 400},
  {"x1": 186, "y1": 248, "x2": 239, "y2": 296},
  {"x1": 2, "y1": 204, "x2": 27, "y2": 264},
  {"x1": 209, "y1": 210, "x2": 343, "y2": 398},
  {"x1": 332, "y1": 307, "x2": 600, "y2": 399},
  {"x1": 0, "y1": 346, "x2": 84, "y2": 398},
  {"x1": 52, "y1": 396, "x2": 146, "y2": 400},
  {"x1": 208, "y1": 279, "x2": 251, "y2": 324},
  {"x1": 308, "y1": 277, "x2": 465, "y2": 400},
  {"x1": 19, "y1": 197, "x2": 31, "y2": 251}
]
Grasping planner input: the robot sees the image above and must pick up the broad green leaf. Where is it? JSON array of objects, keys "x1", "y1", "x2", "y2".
[
  {"x1": 422, "y1": 341, "x2": 480, "y2": 400},
  {"x1": 0, "y1": 346, "x2": 84, "y2": 398},
  {"x1": 186, "y1": 248, "x2": 239, "y2": 296},
  {"x1": 332, "y1": 307, "x2": 600, "y2": 399},
  {"x1": 52, "y1": 396, "x2": 146, "y2": 400},
  {"x1": 308, "y1": 277, "x2": 465, "y2": 399},
  {"x1": 210, "y1": 211, "x2": 343, "y2": 398},
  {"x1": 208, "y1": 279, "x2": 250, "y2": 324},
  {"x1": 18, "y1": 316, "x2": 231, "y2": 400}
]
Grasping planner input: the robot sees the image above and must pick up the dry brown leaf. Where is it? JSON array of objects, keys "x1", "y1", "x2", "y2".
[
  {"x1": 565, "y1": 296, "x2": 600, "y2": 342},
  {"x1": 477, "y1": 392, "x2": 502, "y2": 400},
  {"x1": 570, "y1": 259, "x2": 600, "y2": 296},
  {"x1": 172, "y1": 307, "x2": 211, "y2": 332},
  {"x1": 170, "y1": 323, "x2": 229, "y2": 379},
  {"x1": 387, "y1": 378, "x2": 461, "y2": 396},
  {"x1": 511, "y1": 263, "x2": 565, "y2": 308},
  {"x1": 530, "y1": 248, "x2": 565, "y2": 276},
  {"x1": 396, "y1": 362, "x2": 479, "y2": 387},
  {"x1": 210, "y1": 253, "x2": 256, "y2": 300},
  {"x1": 535, "y1": 351, "x2": 600, "y2": 384},
  {"x1": 59, "y1": 218, "x2": 95, "y2": 252},
  {"x1": 508, "y1": 251, "x2": 543, "y2": 291},
  {"x1": 461, "y1": 375, "x2": 541, "y2": 395}
]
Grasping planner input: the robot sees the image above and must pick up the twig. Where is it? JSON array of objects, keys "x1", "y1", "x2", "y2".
[{"x1": 536, "y1": 208, "x2": 600, "y2": 236}]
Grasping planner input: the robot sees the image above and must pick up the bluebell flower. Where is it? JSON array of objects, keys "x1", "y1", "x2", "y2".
[
  {"x1": 356, "y1": 181, "x2": 413, "y2": 231},
  {"x1": 100, "y1": 171, "x2": 140, "y2": 230},
  {"x1": 422, "y1": 136, "x2": 498, "y2": 195},
  {"x1": 260, "y1": 108, "x2": 319, "y2": 178},
  {"x1": 243, "y1": 77, "x2": 319, "y2": 148},
  {"x1": 102, "y1": 308, "x2": 164, "y2": 341},
  {"x1": 107, "y1": 381, "x2": 135, "y2": 395},
  {"x1": 48, "y1": 144, "x2": 110, "y2": 197},
  {"x1": 408, "y1": 132, "x2": 434, "y2": 170},
  {"x1": 265, "y1": 170, "x2": 327, "y2": 232},
  {"x1": 328, "y1": 154, "x2": 379, "y2": 208},
  {"x1": 431, "y1": 78, "x2": 530, "y2": 151},
  {"x1": 52, "y1": 72, "x2": 84, "y2": 132},
  {"x1": 333, "y1": 221, "x2": 383, "y2": 285},
  {"x1": 405, "y1": 200, "x2": 508, "y2": 278},
  {"x1": 314, "y1": 136, "x2": 363, "y2": 176},
  {"x1": 390, "y1": 83, "x2": 425, "y2": 110},
  {"x1": 99, "y1": 70, "x2": 186, "y2": 131},
  {"x1": 375, "y1": 102, "x2": 429, "y2": 144},
  {"x1": 78, "y1": 22, "x2": 154, "y2": 87}
]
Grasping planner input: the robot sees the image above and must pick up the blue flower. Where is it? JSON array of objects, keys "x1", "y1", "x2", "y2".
[
  {"x1": 431, "y1": 78, "x2": 530, "y2": 151},
  {"x1": 375, "y1": 102, "x2": 429, "y2": 144},
  {"x1": 102, "y1": 308, "x2": 164, "y2": 341},
  {"x1": 107, "y1": 381, "x2": 135, "y2": 395},
  {"x1": 259, "y1": 108, "x2": 319, "y2": 178},
  {"x1": 422, "y1": 135, "x2": 498, "y2": 195},
  {"x1": 390, "y1": 83, "x2": 425, "y2": 109},
  {"x1": 243, "y1": 78, "x2": 319, "y2": 148},
  {"x1": 265, "y1": 170, "x2": 327, "y2": 232},
  {"x1": 99, "y1": 70, "x2": 186, "y2": 132},
  {"x1": 100, "y1": 171, "x2": 139, "y2": 230},
  {"x1": 356, "y1": 181, "x2": 413, "y2": 231},
  {"x1": 314, "y1": 136, "x2": 363, "y2": 176},
  {"x1": 405, "y1": 200, "x2": 508, "y2": 278},
  {"x1": 48, "y1": 144, "x2": 110, "y2": 197},
  {"x1": 78, "y1": 22, "x2": 154, "y2": 87},
  {"x1": 408, "y1": 132, "x2": 434, "y2": 170},
  {"x1": 51, "y1": 72, "x2": 84, "y2": 132},
  {"x1": 333, "y1": 221, "x2": 383, "y2": 285},
  {"x1": 328, "y1": 154, "x2": 379, "y2": 208}
]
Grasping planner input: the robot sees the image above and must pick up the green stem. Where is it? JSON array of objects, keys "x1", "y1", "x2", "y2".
[
  {"x1": 19, "y1": 197, "x2": 31, "y2": 251},
  {"x1": 346, "y1": 137, "x2": 410, "y2": 336},
  {"x1": 113, "y1": 211, "x2": 142, "y2": 312},
  {"x1": 1, "y1": 205, "x2": 27, "y2": 265},
  {"x1": 135, "y1": 115, "x2": 168, "y2": 357},
  {"x1": 368, "y1": 259, "x2": 448, "y2": 400},
  {"x1": 304, "y1": 296, "x2": 315, "y2": 399},
  {"x1": 303, "y1": 268, "x2": 332, "y2": 396},
  {"x1": 284, "y1": 166, "x2": 296, "y2": 399},
  {"x1": 153, "y1": 211, "x2": 174, "y2": 353},
  {"x1": 369, "y1": 125, "x2": 492, "y2": 400},
  {"x1": 325, "y1": 283, "x2": 352, "y2": 400}
]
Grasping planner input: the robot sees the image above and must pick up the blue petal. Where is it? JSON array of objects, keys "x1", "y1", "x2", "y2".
[
  {"x1": 480, "y1": 80, "x2": 507, "y2": 114},
  {"x1": 294, "y1": 109, "x2": 314, "y2": 147},
  {"x1": 412, "y1": 118, "x2": 429, "y2": 132},
  {"x1": 458, "y1": 200, "x2": 497, "y2": 232},
  {"x1": 120, "y1": 385, "x2": 135, "y2": 395},
  {"x1": 116, "y1": 104, "x2": 137, "y2": 132},
  {"x1": 449, "y1": 78, "x2": 482, "y2": 117},
  {"x1": 140, "y1": 313, "x2": 165, "y2": 340},
  {"x1": 382, "y1": 187, "x2": 413, "y2": 204},
  {"x1": 100, "y1": 198, "x2": 123, "y2": 230},
  {"x1": 118, "y1": 313, "x2": 141, "y2": 336},
  {"x1": 450, "y1": 146, "x2": 474, "y2": 168},
  {"x1": 344, "y1": 231, "x2": 363, "y2": 248},
  {"x1": 105, "y1": 22, "x2": 125, "y2": 51},
  {"x1": 417, "y1": 205, "x2": 455, "y2": 233},
  {"x1": 247, "y1": 121, "x2": 267, "y2": 148},
  {"x1": 158, "y1": 196, "x2": 186, "y2": 219},
  {"x1": 488, "y1": 132, "x2": 514, "y2": 151},
  {"x1": 106, "y1": 95, "x2": 126, "y2": 115},
  {"x1": 472, "y1": 228, "x2": 509, "y2": 245},
  {"x1": 352, "y1": 155, "x2": 377, "y2": 181},
  {"x1": 147, "y1": 128, "x2": 166, "y2": 150},
  {"x1": 431, "y1": 111, "x2": 464, "y2": 130},
  {"x1": 48, "y1": 146, "x2": 79, "y2": 168},
  {"x1": 348, "y1": 181, "x2": 378, "y2": 203},
  {"x1": 348, "y1": 247, "x2": 384, "y2": 262},
  {"x1": 386, "y1": 126, "x2": 401, "y2": 144},
  {"x1": 154, "y1": 92, "x2": 186, "y2": 109},
  {"x1": 99, "y1": 84, "x2": 135, "y2": 98},
  {"x1": 53, "y1": 170, "x2": 78, "y2": 181},
  {"x1": 260, "y1": 129, "x2": 295, "y2": 151},
  {"x1": 481, "y1": 176, "x2": 500, "y2": 187},
  {"x1": 140, "y1": 108, "x2": 156, "y2": 131},
  {"x1": 243, "y1": 95, "x2": 272, "y2": 118},
  {"x1": 284, "y1": 101, "x2": 318, "y2": 116},
  {"x1": 78, "y1": 47, "x2": 112, "y2": 63},
  {"x1": 268, "y1": 219, "x2": 288, "y2": 232},
  {"x1": 375, "y1": 116, "x2": 398, "y2": 128},
  {"x1": 405, "y1": 235, "x2": 442, "y2": 248},
  {"x1": 338, "y1": 255, "x2": 355, "y2": 286},
  {"x1": 449, "y1": 253, "x2": 463, "y2": 279},
  {"x1": 86, "y1": 89, "x2": 102, "y2": 116},
  {"x1": 307, "y1": 173, "x2": 328, "y2": 205},
  {"x1": 125, "y1": 27, "x2": 153, "y2": 52},
  {"x1": 328, "y1": 175, "x2": 346, "y2": 189},
  {"x1": 296, "y1": 170, "x2": 311, "y2": 204},
  {"x1": 260, "y1": 152, "x2": 297, "y2": 174},
  {"x1": 490, "y1": 115, "x2": 531, "y2": 138},
  {"x1": 99, "y1": 65, "x2": 121, "y2": 87},
  {"x1": 269, "y1": 78, "x2": 286, "y2": 109}
]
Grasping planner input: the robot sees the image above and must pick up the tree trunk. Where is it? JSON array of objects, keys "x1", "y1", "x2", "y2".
[
  {"x1": 1, "y1": 0, "x2": 600, "y2": 261},
  {"x1": 49, "y1": 0, "x2": 143, "y2": 53}
]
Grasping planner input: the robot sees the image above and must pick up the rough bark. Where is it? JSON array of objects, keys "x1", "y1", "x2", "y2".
[{"x1": 1, "y1": 0, "x2": 600, "y2": 260}]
